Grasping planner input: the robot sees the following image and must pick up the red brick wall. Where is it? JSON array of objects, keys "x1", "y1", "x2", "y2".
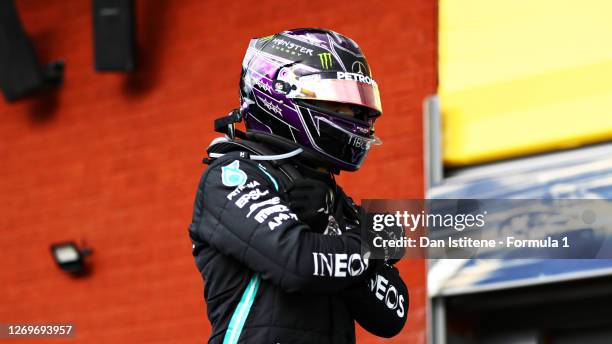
[{"x1": 0, "y1": 1, "x2": 436, "y2": 343}]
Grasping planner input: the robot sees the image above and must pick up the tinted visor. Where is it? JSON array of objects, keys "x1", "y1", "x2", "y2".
[
  {"x1": 313, "y1": 116, "x2": 380, "y2": 169},
  {"x1": 291, "y1": 74, "x2": 383, "y2": 114}
]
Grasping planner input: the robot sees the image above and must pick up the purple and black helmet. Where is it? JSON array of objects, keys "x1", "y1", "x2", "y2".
[{"x1": 239, "y1": 28, "x2": 382, "y2": 172}]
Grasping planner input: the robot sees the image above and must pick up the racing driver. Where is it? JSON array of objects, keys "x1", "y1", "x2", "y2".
[{"x1": 188, "y1": 28, "x2": 408, "y2": 344}]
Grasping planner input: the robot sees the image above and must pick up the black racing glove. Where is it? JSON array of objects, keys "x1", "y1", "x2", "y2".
[
  {"x1": 381, "y1": 223, "x2": 406, "y2": 265},
  {"x1": 364, "y1": 215, "x2": 406, "y2": 265},
  {"x1": 285, "y1": 178, "x2": 332, "y2": 233}
]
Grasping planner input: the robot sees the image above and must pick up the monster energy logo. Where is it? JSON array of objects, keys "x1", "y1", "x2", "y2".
[{"x1": 318, "y1": 53, "x2": 333, "y2": 69}]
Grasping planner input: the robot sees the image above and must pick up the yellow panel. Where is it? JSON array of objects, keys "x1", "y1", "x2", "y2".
[{"x1": 439, "y1": 0, "x2": 612, "y2": 166}]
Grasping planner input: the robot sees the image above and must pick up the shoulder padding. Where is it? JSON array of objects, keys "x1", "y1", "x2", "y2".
[{"x1": 206, "y1": 139, "x2": 303, "y2": 192}]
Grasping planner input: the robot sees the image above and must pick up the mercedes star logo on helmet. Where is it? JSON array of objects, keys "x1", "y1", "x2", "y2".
[{"x1": 351, "y1": 61, "x2": 367, "y2": 75}]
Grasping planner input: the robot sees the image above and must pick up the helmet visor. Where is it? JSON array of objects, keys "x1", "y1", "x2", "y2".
[{"x1": 289, "y1": 74, "x2": 383, "y2": 114}]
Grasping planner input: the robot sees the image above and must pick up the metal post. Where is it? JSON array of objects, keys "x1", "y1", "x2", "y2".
[{"x1": 424, "y1": 95, "x2": 443, "y2": 191}]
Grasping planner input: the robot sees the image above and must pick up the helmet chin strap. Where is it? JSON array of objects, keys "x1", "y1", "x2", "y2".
[
  {"x1": 208, "y1": 147, "x2": 303, "y2": 161},
  {"x1": 246, "y1": 132, "x2": 342, "y2": 174},
  {"x1": 207, "y1": 136, "x2": 304, "y2": 161},
  {"x1": 248, "y1": 148, "x2": 303, "y2": 161},
  {"x1": 210, "y1": 113, "x2": 343, "y2": 173}
]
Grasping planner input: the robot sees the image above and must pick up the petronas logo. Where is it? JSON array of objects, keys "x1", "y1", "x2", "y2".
[{"x1": 318, "y1": 53, "x2": 333, "y2": 69}]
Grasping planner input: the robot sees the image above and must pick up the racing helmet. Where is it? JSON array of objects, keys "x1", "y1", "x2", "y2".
[{"x1": 239, "y1": 28, "x2": 382, "y2": 172}]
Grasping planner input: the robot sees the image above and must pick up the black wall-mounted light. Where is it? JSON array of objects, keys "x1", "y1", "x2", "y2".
[
  {"x1": 92, "y1": 0, "x2": 135, "y2": 72},
  {"x1": 50, "y1": 241, "x2": 93, "y2": 276}
]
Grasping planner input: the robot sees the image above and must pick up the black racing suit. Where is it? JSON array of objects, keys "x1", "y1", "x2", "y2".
[{"x1": 188, "y1": 144, "x2": 408, "y2": 343}]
